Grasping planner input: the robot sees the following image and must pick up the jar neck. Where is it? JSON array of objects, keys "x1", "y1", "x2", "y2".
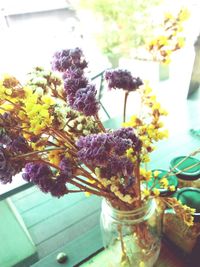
[{"x1": 102, "y1": 198, "x2": 156, "y2": 223}]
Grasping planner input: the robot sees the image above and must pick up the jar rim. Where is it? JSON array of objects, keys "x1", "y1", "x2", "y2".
[{"x1": 102, "y1": 197, "x2": 156, "y2": 222}]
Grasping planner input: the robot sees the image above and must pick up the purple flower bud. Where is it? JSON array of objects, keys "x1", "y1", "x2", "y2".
[
  {"x1": 105, "y1": 69, "x2": 143, "y2": 91},
  {"x1": 0, "y1": 147, "x2": 21, "y2": 184},
  {"x1": 59, "y1": 157, "x2": 73, "y2": 180},
  {"x1": 76, "y1": 133, "x2": 115, "y2": 166},
  {"x1": 22, "y1": 162, "x2": 52, "y2": 184},
  {"x1": 10, "y1": 136, "x2": 30, "y2": 153},
  {"x1": 72, "y1": 85, "x2": 99, "y2": 116},
  {"x1": 50, "y1": 181, "x2": 68, "y2": 197},
  {"x1": 113, "y1": 128, "x2": 142, "y2": 151},
  {"x1": 51, "y1": 48, "x2": 87, "y2": 72},
  {"x1": 0, "y1": 128, "x2": 12, "y2": 145},
  {"x1": 113, "y1": 136, "x2": 132, "y2": 155},
  {"x1": 23, "y1": 162, "x2": 68, "y2": 198},
  {"x1": 100, "y1": 156, "x2": 134, "y2": 179},
  {"x1": 0, "y1": 148, "x2": 7, "y2": 171},
  {"x1": 63, "y1": 74, "x2": 88, "y2": 105}
]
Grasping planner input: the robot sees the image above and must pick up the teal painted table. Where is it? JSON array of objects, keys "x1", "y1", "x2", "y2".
[
  {"x1": 0, "y1": 173, "x2": 33, "y2": 201},
  {"x1": 0, "y1": 173, "x2": 37, "y2": 266},
  {"x1": 31, "y1": 224, "x2": 189, "y2": 267},
  {"x1": 0, "y1": 199, "x2": 38, "y2": 267}
]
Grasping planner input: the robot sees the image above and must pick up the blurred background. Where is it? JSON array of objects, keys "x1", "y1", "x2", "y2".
[
  {"x1": 0, "y1": 0, "x2": 200, "y2": 120},
  {"x1": 0, "y1": 1, "x2": 199, "y2": 73}
]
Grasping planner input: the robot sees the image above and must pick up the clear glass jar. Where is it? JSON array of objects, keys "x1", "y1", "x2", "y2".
[{"x1": 100, "y1": 198, "x2": 161, "y2": 267}]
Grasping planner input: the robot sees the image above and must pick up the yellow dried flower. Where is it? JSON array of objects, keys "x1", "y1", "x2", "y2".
[
  {"x1": 85, "y1": 192, "x2": 91, "y2": 197},
  {"x1": 141, "y1": 154, "x2": 150, "y2": 163},
  {"x1": 139, "y1": 261, "x2": 145, "y2": 267},
  {"x1": 160, "y1": 177, "x2": 169, "y2": 188},
  {"x1": 48, "y1": 150, "x2": 61, "y2": 166},
  {"x1": 179, "y1": 7, "x2": 190, "y2": 22},
  {"x1": 140, "y1": 169, "x2": 152, "y2": 181},
  {"x1": 153, "y1": 188, "x2": 160, "y2": 197},
  {"x1": 142, "y1": 189, "x2": 150, "y2": 197},
  {"x1": 169, "y1": 185, "x2": 176, "y2": 192},
  {"x1": 153, "y1": 170, "x2": 161, "y2": 177}
]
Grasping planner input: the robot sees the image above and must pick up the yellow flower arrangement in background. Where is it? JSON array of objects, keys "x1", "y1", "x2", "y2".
[{"x1": 147, "y1": 7, "x2": 190, "y2": 64}]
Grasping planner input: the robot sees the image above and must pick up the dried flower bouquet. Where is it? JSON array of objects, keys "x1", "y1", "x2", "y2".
[{"x1": 0, "y1": 47, "x2": 195, "y2": 223}]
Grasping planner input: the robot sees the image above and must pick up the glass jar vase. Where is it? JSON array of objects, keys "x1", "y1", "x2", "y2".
[{"x1": 100, "y1": 198, "x2": 161, "y2": 267}]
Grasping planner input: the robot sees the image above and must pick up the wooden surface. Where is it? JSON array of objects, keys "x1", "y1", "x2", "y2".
[
  {"x1": 80, "y1": 241, "x2": 188, "y2": 267},
  {"x1": 31, "y1": 227, "x2": 189, "y2": 267}
]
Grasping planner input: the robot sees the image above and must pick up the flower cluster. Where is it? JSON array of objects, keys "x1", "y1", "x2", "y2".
[
  {"x1": 147, "y1": 7, "x2": 190, "y2": 64},
  {"x1": 52, "y1": 47, "x2": 99, "y2": 116},
  {"x1": 105, "y1": 69, "x2": 143, "y2": 92},
  {"x1": 0, "y1": 47, "x2": 195, "y2": 225}
]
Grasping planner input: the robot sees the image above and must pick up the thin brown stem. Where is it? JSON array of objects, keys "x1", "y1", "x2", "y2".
[
  {"x1": 12, "y1": 147, "x2": 65, "y2": 160},
  {"x1": 94, "y1": 114, "x2": 106, "y2": 132},
  {"x1": 50, "y1": 128, "x2": 76, "y2": 149},
  {"x1": 74, "y1": 176, "x2": 103, "y2": 191},
  {"x1": 118, "y1": 225, "x2": 126, "y2": 254},
  {"x1": 76, "y1": 167, "x2": 105, "y2": 188},
  {"x1": 118, "y1": 225, "x2": 130, "y2": 265},
  {"x1": 68, "y1": 189, "x2": 84, "y2": 193},
  {"x1": 40, "y1": 159, "x2": 60, "y2": 170},
  {"x1": 134, "y1": 159, "x2": 141, "y2": 207},
  {"x1": 47, "y1": 140, "x2": 60, "y2": 147},
  {"x1": 123, "y1": 91, "x2": 129, "y2": 123},
  {"x1": 68, "y1": 179, "x2": 107, "y2": 197}
]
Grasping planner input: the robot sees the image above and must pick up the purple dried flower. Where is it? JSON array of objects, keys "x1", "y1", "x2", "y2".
[
  {"x1": 63, "y1": 73, "x2": 88, "y2": 105},
  {"x1": 63, "y1": 67, "x2": 84, "y2": 80},
  {"x1": 9, "y1": 136, "x2": 30, "y2": 153},
  {"x1": 51, "y1": 50, "x2": 71, "y2": 72},
  {"x1": 51, "y1": 48, "x2": 87, "y2": 72},
  {"x1": 105, "y1": 69, "x2": 143, "y2": 91},
  {"x1": 50, "y1": 181, "x2": 68, "y2": 197},
  {"x1": 59, "y1": 157, "x2": 73, "y2": 179},
  {"x1": 76, "y1": 133, "x2": 115, "y2": 166},
  {"x1": 0, "y1": 128, "x2": 12, "y2": 145},
  {"x1": 73, "y1": 85, "x2": 99, "y2": 116},
  {"x1": 100, "y1": 156, "x2": 134, "y2": 179},
  {"x1": 36, "y1": 175, "x2": 55, "y2": 193},
  {"x1": 113, "y1": 127, "x2": 135, "y2": 140},
  {"x1": 22, "y1": 163, "x2": 53, "y2": 184},
  {"x1": 77, "y1": 130, "x2": 140, "y2": 166},
  {"x1": 113, "y1": 128, "x2": 142, "y2": 152},
  {"x1": 113, "y1": 136, "x2": 132, "y2": 155},
  {"x1": 69, "y1": 48, "x2": 88, "y2": 69},
  {"x1": 22, "y1": 162, "x2": 68, "y2": 197},
  {"x1": 0, "y1": 147, "x2": 21, "y2": 184},
  {"x1": 0, "y1": 148, "x2": 7, "y2": 171},
  {"x1": 0, "y1": 112, "x2": 17, "y2": 129}
]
